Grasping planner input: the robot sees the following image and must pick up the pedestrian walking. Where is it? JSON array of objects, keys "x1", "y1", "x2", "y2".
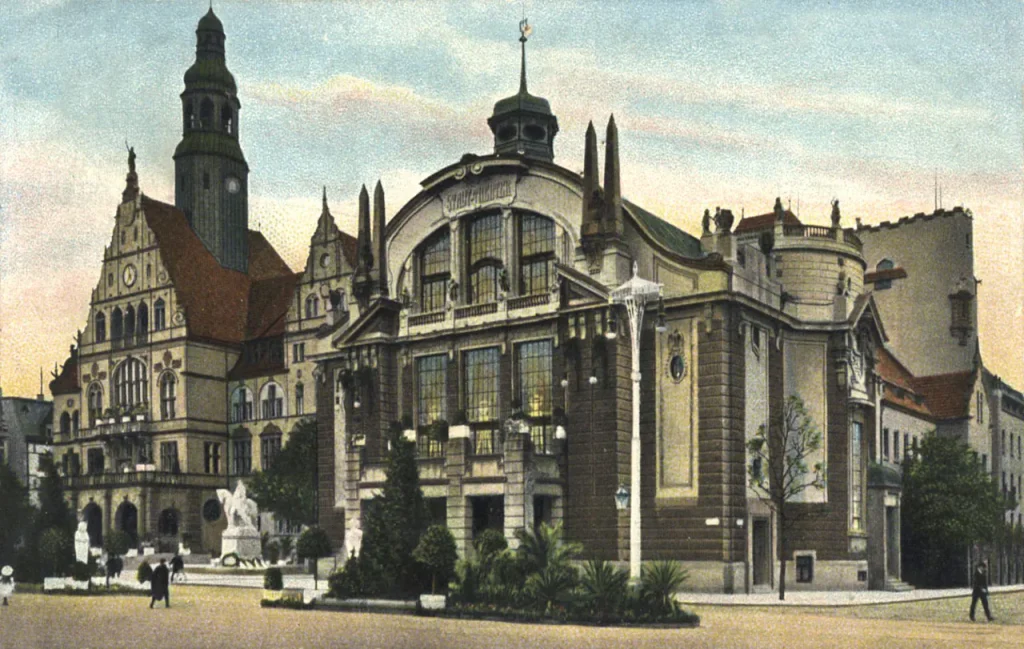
[
  {"x1": 0, "y1": 565, "x2": 14, "y2": 606},
  {"x1": 970, "y1": 561, "x2": 994, "y2": 622},
  {"x1": 170, "y1": 554, "x2": 185, "y2": 583},
  {"x1": 149, "y1": 558, "x2": 170, "y2": 609}
]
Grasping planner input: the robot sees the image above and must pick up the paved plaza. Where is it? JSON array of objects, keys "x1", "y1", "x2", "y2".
[{"x1": 2, "y1": 586, "x2": 1022, "y2": 649}]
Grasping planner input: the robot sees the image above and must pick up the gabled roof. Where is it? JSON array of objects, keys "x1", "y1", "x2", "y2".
[
  {"x1": 555, "y1": 263, "x2": 609, "y2": 302},
  {"x1": 848, "y1": 293, "x2": 888, "y2": 343},
  {"x1": 734, "y1": 209, "x2": 801, "y2": 234},
  {"x1": 141, "y1": 195, "x2": 296, "y2": 346},
  {"x1": 876, "y1": 347, "x2": 932, "y2": 418},
  {"x1": 623, "y1": 200, "x2": 706, "y2": 260},
  {"x1": 915, "y1": 371, "x2": 976, "y2": 420}
]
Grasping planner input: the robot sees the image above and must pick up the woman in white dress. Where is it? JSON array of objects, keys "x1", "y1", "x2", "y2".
[{"x1": 0, "y1": 565, "x2": 14, "y2": 606}]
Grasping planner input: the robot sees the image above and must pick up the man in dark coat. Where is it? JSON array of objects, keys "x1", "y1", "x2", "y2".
[
  {"x1": 150, "y1": 559, "x2": 170, "y2": 609},
  {"x1": 970, "y1": 561, "x2": 993, "y2": 622}
]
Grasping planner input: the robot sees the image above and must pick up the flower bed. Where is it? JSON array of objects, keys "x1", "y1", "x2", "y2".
[{"x1": 437, "y1": 602, "x2": 700, "y2": 628}]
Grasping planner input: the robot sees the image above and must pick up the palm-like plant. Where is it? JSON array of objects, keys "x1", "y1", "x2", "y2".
[
  {"x1": 579, "y1": 559, "x2": 629, "y2": 621},
  {"x1": 514, "y1": 521, "x2": 582, "y2": 574},
  {"x1": 640, "y1": 560, "x2": 688, "y2": 615},
  {"x1": 525, "y1": 563, "x2": 578, "y2": 612}
]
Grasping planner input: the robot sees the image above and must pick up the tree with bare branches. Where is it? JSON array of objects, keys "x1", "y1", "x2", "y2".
[{"x1": 747, "y1": 395, "x2": 827, "y2": 600}]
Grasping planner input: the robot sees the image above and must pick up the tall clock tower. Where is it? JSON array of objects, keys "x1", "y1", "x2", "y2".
[{"x1": 173, "y1": 8, "x2": 249, "y2": 273}]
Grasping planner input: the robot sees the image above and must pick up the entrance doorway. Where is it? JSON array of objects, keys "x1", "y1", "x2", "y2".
[
  {"x1": 752, "y1": 518, "x2": 771, "y2": 586},
  {"x1": 470, "y1": 496, "x2": 504, "y2": 539},
  {"x1": 83, "y1": 503, "x2": 103, "y2": 547},
  {"x1": 116, "y1": 501, "x2": 139, "y2": 546},
  {"x1": 886, "y1": 506, "x2": 899, "y2": 578}
]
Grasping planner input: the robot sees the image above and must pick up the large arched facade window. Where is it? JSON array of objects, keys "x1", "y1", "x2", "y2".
[
  {"x1": 466, "y1": 213, "x2": 503, "y2": 304},
  {"x1": 418, "y1": 228, "x2": 450, "y2": 312},
  {"x1": 231, "y1": 387, "x2": 254, "y2": 423},
  {"x1": 95, "y1": 312, "x2": 106, "y2": 343},
  {"x1": 113, "y1": 358, "x2": 148, "y2": 409},
  {"x1": 260, "y1": 382, "x2": 285, "y2": 419},
  {"x1": 60, "y1": 412, "x2": 71, "y2": 439},
  {"x1": 160, "y1": 373, "x2": 177, "y2": 420},
  {"x1": 519, "y1": 213, "x2": 555, "y2": 296},
  {"x1": 88, "y1": 384, "x2": 103, "y2": 427},
  {"x1": 124, "y1": 305, "x2": 136, "y2": 343},
  {"x1": 199, "y1": 97, "x2": 214, "y2": 129}
]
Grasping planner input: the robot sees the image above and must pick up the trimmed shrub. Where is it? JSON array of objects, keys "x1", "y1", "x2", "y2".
[
  {"x1": 413, "y1": 525, "x2": 457, "y2": 594},
  {"x1": 38, "y1": 527, "x2": 73, "y2": 577},
  {"x1": 296, "y1": 526, "x2": 333, "y2": 590},
  {"x1": 136, "y1": 560, "x2": 153, "y2": 584},
  {"x1": 69, "y1": 560, "x2": 93, "y2": 583},
  {"x1": 265, "y1": 541, "x2": 281, "y2": 565},
  {"x1": 264, "y1": 567, "x2": 284, "y2": 590}
]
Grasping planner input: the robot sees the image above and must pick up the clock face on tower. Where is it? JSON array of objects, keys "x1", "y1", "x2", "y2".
[
  {"x1": 225, "y1": 176, "x2": 241, "y2": 194},
  {"x1": 123, "y1": 264, "x2": 137, "y2": 287}
]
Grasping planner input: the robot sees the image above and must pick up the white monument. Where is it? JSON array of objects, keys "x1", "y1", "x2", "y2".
[
  {"x1": 344, "y1": 518, "x2": 363, "y2": 559},
  {"x1": 74, "y1": 521, "x2": 90, "y2": 564},
  {"x1": 216, "y1": 480, "x2": 261, "y2": 560}
]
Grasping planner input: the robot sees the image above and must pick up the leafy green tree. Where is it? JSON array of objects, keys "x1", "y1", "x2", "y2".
[
  {"x1": 0, "y1": 462, "x2": 32, "y2": 567},
  {"x1": 747, "y1": 395, "x2": 827, "y2": 600},
  {"x1": 902, "y1": 433, "x2": 1009, "y2": 587},
  {"x1": 38, "y1": 527, "x2": 73, "y2": 577},
  {"x1": 413, "y1": 524, "x2": 458, "y2": 594},
  {"x1": 358, "y1": 425, "x2": 428, "y2": 596},
  {"x1": 296, "y1": 526, "x2": 333, "y2": 590},
  {"x1": 516, "y1": 522, "x2": 582, "y2": 612},
  {"x1": 34, "y1": 453, "x2": 74, "y2": 533},
  {"x1": 248, "y1": 418, "x2": 317, "y2": 527}
]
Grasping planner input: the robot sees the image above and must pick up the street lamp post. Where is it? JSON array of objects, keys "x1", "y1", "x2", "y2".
[{"x1": 609, "y1": 262, "x2": 663, "y2": 582}]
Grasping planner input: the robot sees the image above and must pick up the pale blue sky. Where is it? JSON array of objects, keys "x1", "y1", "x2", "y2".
[{"x1": 1, "y1": 0, "x2": 1021, "y2": 396}]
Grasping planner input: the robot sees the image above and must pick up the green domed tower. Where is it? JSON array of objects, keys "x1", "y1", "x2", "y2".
[
  {"x1": 174, "y1": 8, "x2": 249, "y2": 273},
  {"x1": 487, "y1": 19, "x2": 559, "y2": 162}
]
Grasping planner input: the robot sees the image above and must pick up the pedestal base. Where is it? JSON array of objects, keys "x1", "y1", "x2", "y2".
[{"x1": 221, "y1": 529, "x2": 261, "y2": 560}]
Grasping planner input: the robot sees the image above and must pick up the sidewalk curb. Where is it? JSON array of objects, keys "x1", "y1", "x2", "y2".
[{"x1": 677, "y1": 585, "x2": 1024, "y2": 608}]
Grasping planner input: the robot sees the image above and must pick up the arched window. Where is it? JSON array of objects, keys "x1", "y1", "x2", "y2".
[
  {"x1": 111, "y1": 308, "x2": 124, "y2": 343},
  {"x1": 295, "y1": 383, "x2": 304, "y2": 415},
  {"x1": 72, "y1": 411, "x2": 79, "y2": 438},
  {"x1": 419, "y1": 228, "x2": 450, "y2": 312},
  {"x1": 154, "y1": 299, "x2": 166, "y2": 331},
  {"x1": 519, "y1": 214, "x2": 555, "y2": 296},
  {"x1": 160, "y1": 373, "x2": 177, "y2": 420},
  {"x1": 467, "y1": 213, "x2": 503, "y2": 303},
  {"x1": 260, "y1": 424, "x2": 283, "y2": 470},
  {"x1": 113, "y1": 358, "x2": 148, "y2": 409},
  {"x1": 231, "y1": 387, "x2": 254, "y2": 423},
  {"x1": 183, "y1": 102, "x2": 194, "y2": 130},
  {"x1": 95, "y1": 312, "x2": 106, "y2": 343},
  {"x1": 260, "y1": 382, "x2": 285, "y2": 419},
  {"x1": 305, "y1": 295, "x2": 320, "y2": 319},
  {"x1": 88, "y1": 384, "x2": 103, "y2": 427},
  {"x1": 136, "y1": 302, "x2": 148, "y2": 344},
  {"x1": 199, "y1": 97, "x2": 214, "y2": 129},
  {"x1": 60, "y1": 412, "x2": 71, "y2": 438},
  {"x1": 124, "y1": 305, "x2": 136, "y2": 344},
  {"x1": 875, "y1": 259, "x2": 895, "y2": 290},
  {"x1": 221, "y1": 104, "x2": 233, "y2": 134}
]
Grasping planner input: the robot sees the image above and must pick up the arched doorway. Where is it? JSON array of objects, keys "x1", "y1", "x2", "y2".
[
  {"x1": 115, "y1": 501, "x2": 138, "y2": 546},
  {"x1": 82, "y1": 503, "x2": 103, "y2": 547},
  {"x1": 158, "y1": 508, "x2": 179, "y2": 537}
]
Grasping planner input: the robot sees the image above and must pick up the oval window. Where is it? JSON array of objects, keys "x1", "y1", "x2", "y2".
[{"x1": 669, "y1": 354, "x2": 685, "y2": 381}]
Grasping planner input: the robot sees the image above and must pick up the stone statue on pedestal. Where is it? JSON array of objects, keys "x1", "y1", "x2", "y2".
[
  {"x1": 216, "y1": 481, "x2": 261, "y2": 560},
  {"x1": 74, "y1": 521, "x2": 90, "y2": 564},
  {"x1": 344, "y1": 518, "x2": 363, "y2": 559}
]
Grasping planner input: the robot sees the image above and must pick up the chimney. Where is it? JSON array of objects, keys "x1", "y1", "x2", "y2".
[
  {"x1": 373, "y1": 181, "x2": 388, "y2": 297},
  {"x1": 603, "y1": 115, "x2": 622, "y2": 236}
]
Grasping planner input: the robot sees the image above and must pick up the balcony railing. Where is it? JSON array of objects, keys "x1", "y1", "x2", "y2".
[
  {"x1": 780, "y1": 224, "x2": 863, "y2": 251},
  {"x1": 508, "y1": 293, "x2": 550, "y2": 310},
  {"x1": 455, "y1": 302, "x2": 499, "y2": 319},
  {"x1": 409, "y1": 310, "x2": 446, "y2": 327},
  {"x1": 63, "y1": 470, "x2": 226, "y2": 490}
]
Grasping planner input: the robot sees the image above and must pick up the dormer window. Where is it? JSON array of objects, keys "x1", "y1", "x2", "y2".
[
  {"x1": 467, "y1": 213, "x2": 503, "y2": 304},
  {"x1": 520, "y1": 214, "x2": 555, "y2": 296},
  {"x1": 419, "y1": 228, "x2": 450, "y2": 312},
  {"x1": 875, "y1": 259, "x2": 894, "y2": 290}
]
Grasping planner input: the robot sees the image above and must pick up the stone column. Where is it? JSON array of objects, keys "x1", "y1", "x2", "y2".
[
  {"x1": 503, "y1": 431, "x2": 532, "y2": 547},
  {"x1": 445, "y1": 437, "x2": 472, "y2": 557}
]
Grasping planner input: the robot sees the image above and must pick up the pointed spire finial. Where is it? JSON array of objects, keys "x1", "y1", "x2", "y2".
[
  {"x1": 518, "y1": 17, "x2": 532, "y2": 94},
  {"x1": 322, "y1": 185, "x2": 328, "y2": 209}
]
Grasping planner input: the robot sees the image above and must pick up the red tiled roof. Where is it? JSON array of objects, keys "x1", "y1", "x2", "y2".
[
  {"x1": 141, "y1": 195, "x2": 295, "y2": 346},
  {"x1": 876, "y1": 347, "x2": 932, "y2": 418},
  {"x1": 734, "y1": 210, "x2": 801, "y2": 234},
  {"x1": 49, "y1": 352, "x2": 79, "y2": 395},
  {"x1": 865, "y1": 267, "x2": 908, "y2": 284},
  {"x1": 914, "y1": 371, "x2": 976, "y2": 420}
]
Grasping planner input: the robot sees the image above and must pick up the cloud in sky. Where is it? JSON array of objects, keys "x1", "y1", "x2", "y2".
[{"x1": 0, "y1": 0, "x2": 1021, "y2": 398}]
